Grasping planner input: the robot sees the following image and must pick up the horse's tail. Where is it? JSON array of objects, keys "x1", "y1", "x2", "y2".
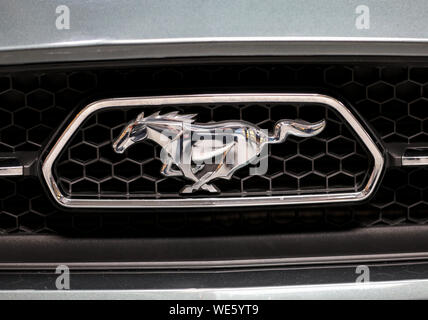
[
  {"x1": 285, "y1": 119, "x2": 326, "y2": 137},
  {"x1": 269, "y1": 119, "x2": 326, "y2": 143}
]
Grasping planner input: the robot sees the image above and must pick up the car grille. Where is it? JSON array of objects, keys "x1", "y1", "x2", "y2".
[{"x1": 0, "y1": 60, "x2": 428, "y2": 236}]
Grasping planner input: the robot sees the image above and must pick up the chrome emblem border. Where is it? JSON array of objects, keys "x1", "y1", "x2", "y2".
[{"x1": 42, "y1": 94, "x2": 384, "y2": 208}]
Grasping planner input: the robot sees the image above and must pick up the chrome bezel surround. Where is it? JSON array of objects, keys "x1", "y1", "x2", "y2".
[{"x1": 42, "y1": 94, "x2": 384, "y2": 208}]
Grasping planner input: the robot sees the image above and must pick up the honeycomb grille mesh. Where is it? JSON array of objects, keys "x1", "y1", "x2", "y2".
[
  {"x1": 1, "y1": 167, "x2": 428, "y2": 235},
  {"x1": 0, "y1": 61, "x2": 427, "y2": 235}
]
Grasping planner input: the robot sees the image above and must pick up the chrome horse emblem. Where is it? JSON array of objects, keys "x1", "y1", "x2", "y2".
[{"x1": 113, "y1": 112, "x2": 325, "y2": 194}]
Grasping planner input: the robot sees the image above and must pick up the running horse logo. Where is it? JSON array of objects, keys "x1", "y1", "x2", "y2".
[{"x1": 113, "y1": 111, "x2": 326, "y2": 194}]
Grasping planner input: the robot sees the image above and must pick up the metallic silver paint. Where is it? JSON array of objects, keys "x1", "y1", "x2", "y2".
[
  {"x1": 41, "y1": 93, "x2": 385, "y2": 208},
  {"x1": 1, "y1": 0, "x2": 428, "y2": 64}
]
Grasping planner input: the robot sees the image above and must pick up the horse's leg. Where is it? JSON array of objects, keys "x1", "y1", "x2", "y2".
[
  {"x1": 200, "y1": 184, "x2": 220, "y2": 193},
  {"x1": 160, "y1": 132, "x2": 185, "y2": 177},
  {"x1": 181, "y1": 143, "x2": 235, "y2": 193},
  {"x1": 181, "y1": 172, "x2": 214, "y2": 193},
  {"x1": 160, "y1": 156, "x2": 182, "y2": 177},
  {"x1": 200, "y1": 142, "x2": 236, "y2": 182},
  {"x1": 181, "y1": 182, "x2": 219, "y2": 193},
  {"x1": 192, "y1": 163, "x2": 205, "y2": 174}
]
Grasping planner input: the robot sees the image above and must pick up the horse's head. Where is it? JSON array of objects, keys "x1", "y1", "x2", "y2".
[
  {"x1": 113, "y1": 110, "x2": 197, "y2": 153},
  {"x1": 113, "y1": 112, "x2": 147, "y2": 153}
]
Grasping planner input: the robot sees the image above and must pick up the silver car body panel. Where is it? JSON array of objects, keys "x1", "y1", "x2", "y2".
[
  {"x1": 1, "y1": 0, "x2": 428, "y2": 299},
  {"x1": 1, "y1": 0, "x2": 428, "y2": 65}
]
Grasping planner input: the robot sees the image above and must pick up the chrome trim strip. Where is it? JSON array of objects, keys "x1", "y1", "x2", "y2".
[
  {"x1": 7, "y1": 36, "x2": 428, "y2": 49},
  {"x1": 1, "y1": 252, "x2": 428, "y2": 271},
  {"x1": 402, "y1": 156, "x2": 428, "y2": 166},
  {"x1": 3, "y1": 41, "x2": 428, "y2": 66},
  {"x1": 0, "y1": 166, "x2": 22, "y2": 176},
  {"x1": 0, "y1": 159, "x2": 23, "y2": 176},
  {"x1": 42, "y1": 94, "x2": 384, "y2": 208},
  {"x1": 401, "y1": 147, "x2": 428, "y2": 166},
  {"x1": 2, "y1": 279, "x2": 428, "y2": 300},
  {"x1": 6, "y1": 37, "x2": 428, "y2": 51}
]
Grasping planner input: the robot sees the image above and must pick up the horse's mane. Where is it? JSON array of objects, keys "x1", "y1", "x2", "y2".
[{"x1": 138, "y1": 111, "x2": 197, "y2": 123}]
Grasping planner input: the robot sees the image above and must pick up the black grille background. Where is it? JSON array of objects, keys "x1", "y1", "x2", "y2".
[{"x1": 0, "y1": 61, "x2": 427, "y2": 235}]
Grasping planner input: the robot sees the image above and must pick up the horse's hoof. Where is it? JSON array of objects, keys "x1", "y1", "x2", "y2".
[
  {"x1": 180, "y1": 186, "x2": 194, "y2": 194},
  {"x1": 163, "y1": 172, "x2": 182, "y2": 177},
  {"x1": 161, "y1": 168, "x2": 182, "y2": 177},
  {"x1": 200, "y1": 184, "x2": 220, "y2": 193},
  {"x1": 180, "y1": 184, "x2": 219, "y2": 194}
]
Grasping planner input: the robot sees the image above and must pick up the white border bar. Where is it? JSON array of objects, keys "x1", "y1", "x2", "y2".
[{"x1": 1, "y1": 279, "x2": 428, "y2": 300}]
